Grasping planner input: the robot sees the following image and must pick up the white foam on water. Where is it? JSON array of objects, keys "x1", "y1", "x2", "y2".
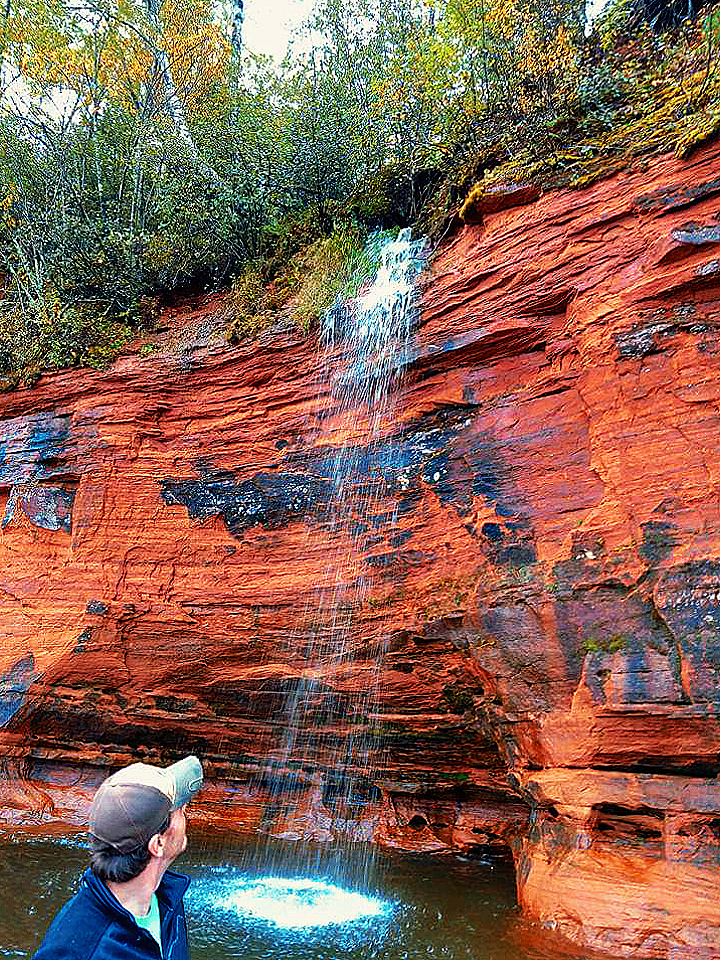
[{"x1": 216, "y1": 876, "x2": 389, "y2": 929}]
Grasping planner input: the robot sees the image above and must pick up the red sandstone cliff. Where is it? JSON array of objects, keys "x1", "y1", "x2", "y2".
[{"x1": 1, "y1": 139, "x2": 720, "y2": 958}]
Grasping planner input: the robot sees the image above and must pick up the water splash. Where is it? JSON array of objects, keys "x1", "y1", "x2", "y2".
[
  {"x1": 216, "y1": 876, "x2": 390, "y2": 928},
  {"x1": 323, "y1": 227, "x2": 426, "y2": 404}
]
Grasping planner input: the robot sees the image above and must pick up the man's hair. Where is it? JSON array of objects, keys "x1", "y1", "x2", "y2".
[{"x1": 90, "y1": 813, "x2": 171, "y2": 883}]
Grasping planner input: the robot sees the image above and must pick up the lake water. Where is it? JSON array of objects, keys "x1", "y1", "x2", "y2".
[{"x1": 1, "y1": 829, "x2": 594, "y2": 960}]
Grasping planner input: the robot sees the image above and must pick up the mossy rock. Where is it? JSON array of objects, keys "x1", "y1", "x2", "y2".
[{"x1": 460, "y1": 182, "x2": 541, "y2": 223}]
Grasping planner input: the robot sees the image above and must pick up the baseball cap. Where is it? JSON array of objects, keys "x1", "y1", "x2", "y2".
[{"x1": 89, "y1": 755, "x2": 203, "y2": 853}]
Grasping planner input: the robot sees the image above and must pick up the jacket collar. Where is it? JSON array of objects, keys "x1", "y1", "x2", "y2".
[
  {"x1": 83, "y1": 867, "x2": 190, "y2": 922},
  {"x1": 156, "y1": 869, "x2": 191, "y2": 910}
]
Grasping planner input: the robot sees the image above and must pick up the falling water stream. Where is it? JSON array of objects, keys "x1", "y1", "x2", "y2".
[
  {"x1": 181, "y1": 228, "x2": 435, "y2": 939},
  {"x1": 238, "y1": 228, "x2": 427, "y2": 889}
]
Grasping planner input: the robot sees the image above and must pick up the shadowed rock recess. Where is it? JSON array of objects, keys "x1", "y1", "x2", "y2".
[{"x1": 2, "y1": 141, "x2": 720, "y2": 958}]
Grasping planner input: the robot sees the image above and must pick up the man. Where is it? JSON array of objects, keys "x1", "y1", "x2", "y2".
[{"x1": 32, "y1": 755, "x2": 203, "y2": 960}]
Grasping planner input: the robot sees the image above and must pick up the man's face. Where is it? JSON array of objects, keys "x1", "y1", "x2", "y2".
[{"x1": 161, "y1": 804, "x2": 188, "y2": 864}]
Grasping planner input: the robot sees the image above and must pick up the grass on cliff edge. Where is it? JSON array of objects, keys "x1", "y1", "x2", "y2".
[{"x1": 225, "y1": 225, "x2": 395, "y2": 345}]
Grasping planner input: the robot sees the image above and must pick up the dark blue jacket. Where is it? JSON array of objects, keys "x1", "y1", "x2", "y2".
[{"x1": 31, "y1": 867, "x2": 191, "y2": 960}]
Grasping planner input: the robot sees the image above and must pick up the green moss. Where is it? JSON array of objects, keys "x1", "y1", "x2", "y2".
[
  {"x1": 581, "y1": 634, "x2": 627, "y2": 654},
  {"x1": 449, "y1": 771, "x2": 470, "y2": 783},
  {"x1": 424, "y1": 771, "x2": 471, "y2": 787}
]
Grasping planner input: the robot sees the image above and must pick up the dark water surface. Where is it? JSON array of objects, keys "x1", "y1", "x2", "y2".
[{"x1": 1, "y1": 830, "x2": 591, "y2": 960}]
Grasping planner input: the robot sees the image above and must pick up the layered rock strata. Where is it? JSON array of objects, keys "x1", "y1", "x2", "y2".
[{"x1": 1, "y1": 139, "x2": 720, "y2": 958}]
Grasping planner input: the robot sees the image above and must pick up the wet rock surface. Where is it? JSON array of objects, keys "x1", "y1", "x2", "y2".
[{"x1": 1, "y1": 141, "x2": 720, "y2": 958}]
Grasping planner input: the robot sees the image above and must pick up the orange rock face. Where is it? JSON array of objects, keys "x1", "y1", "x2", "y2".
[{"x1": 2, "y1": 141, "x2": 720, "y2": 958}]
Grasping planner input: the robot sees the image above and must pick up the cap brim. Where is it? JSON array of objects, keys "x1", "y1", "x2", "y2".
[{"x1": 167, "y1": 755, "x2": 203, "y2": 808}]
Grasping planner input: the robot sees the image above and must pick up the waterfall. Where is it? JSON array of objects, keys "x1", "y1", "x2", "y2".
[
  {"x1": 323, "y1": 227, "x2": 425, "y2": 411},
  {"x1": 237, "y1": 228, "x2": 426, "y2": 896}
]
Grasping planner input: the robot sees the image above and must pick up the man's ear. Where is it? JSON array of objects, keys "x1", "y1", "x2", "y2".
[{"x1": 147, "y1": 832, "x2": 164, "y2": 857}]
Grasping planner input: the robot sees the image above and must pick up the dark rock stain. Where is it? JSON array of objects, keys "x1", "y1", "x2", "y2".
[
  {"x1": 614, "y1": 317, "x2": 711, "y2": 360},
  {"x1": 161, "y1": 469, "x2": 331, "y2": 536},
  {"x1": 162, "y1": 404, "x2": 533, "y2": 550},
  {"x1": 86, "y1": 600, "x2": 109, "y2": 616},
  {"x1": 0, "y1": 412, "x2": 73, "y2": 485},
  {"x1": 0, "y1": 655, "x2": 39, "y2": 726},
  {"x1": 634, "y1": 177, "x2": 720, "y2": 213},
  {"x1": 1, "y1": 484, "x2": 77, "y2": 533}
]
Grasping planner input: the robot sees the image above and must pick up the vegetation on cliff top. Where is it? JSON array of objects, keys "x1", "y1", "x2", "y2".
[{"x1": 0, "y1": 0, "x2": 718, "y2": 385}]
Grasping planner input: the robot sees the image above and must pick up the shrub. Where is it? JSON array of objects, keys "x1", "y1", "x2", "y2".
[{"x1": 0, "y1": 300, "x2": 133, "y2": 388}]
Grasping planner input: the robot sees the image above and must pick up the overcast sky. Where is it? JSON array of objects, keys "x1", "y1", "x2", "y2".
[
  {"x1": 243, "y1": 0, "x2": 612, "y2": 59},
  {"x1": 242, "y1": 0, "x2": 316, "y2": 59}
]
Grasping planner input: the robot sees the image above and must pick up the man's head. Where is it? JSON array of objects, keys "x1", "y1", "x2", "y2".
[{"x1": 89, "y1": 755, "x2": 202, "y2": 883}]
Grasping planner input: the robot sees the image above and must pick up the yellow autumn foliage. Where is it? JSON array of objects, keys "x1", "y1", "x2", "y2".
[{"x1": 0, "y1": 0, "x2": 230, "y2": 120}]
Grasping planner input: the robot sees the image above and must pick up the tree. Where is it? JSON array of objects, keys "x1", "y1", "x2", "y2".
[
  {"x1": 0, "y1": 0, "x2": 230, "y2": 166},
  {"x1": 439, "y1": 0, "x2": 587, "y2": 151}
]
